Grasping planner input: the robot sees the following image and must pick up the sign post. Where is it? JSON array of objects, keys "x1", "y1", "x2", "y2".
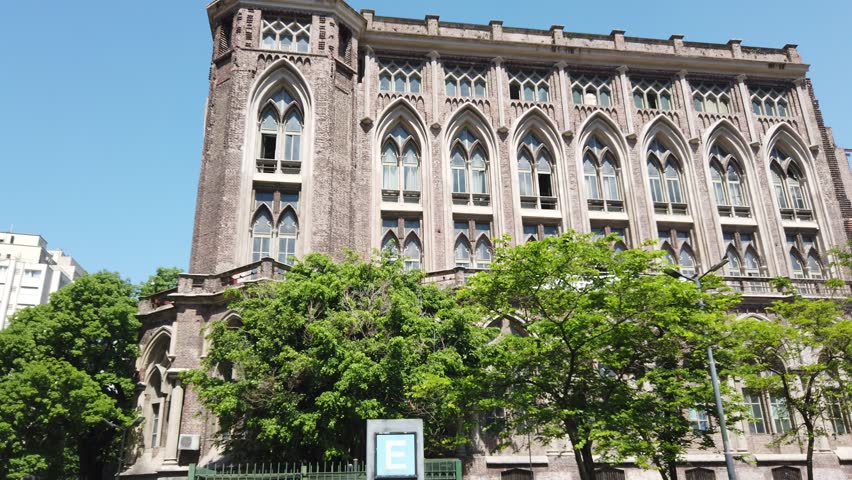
[{"x1": 367, "y1": 419, "x2": 424, "y2": 480}]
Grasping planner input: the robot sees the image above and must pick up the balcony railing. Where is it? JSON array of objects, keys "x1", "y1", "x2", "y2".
[
  {"x1": 255, "y1": 158, "x2": 302, "y2": 175},
  {"x1": 723, "y1": 276, "x2": 852, "y2": 298}
]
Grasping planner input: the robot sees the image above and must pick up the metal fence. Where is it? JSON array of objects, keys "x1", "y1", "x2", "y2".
[{"x1": 188, "y1": 459, "x2": 462, "y2": 480}]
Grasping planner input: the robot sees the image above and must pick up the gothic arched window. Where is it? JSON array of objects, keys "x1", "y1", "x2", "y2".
[
  {"x1": 723, "y1": 231, "x2": 762, "y2": 277},
  {"x1": 648, "y1": 139, "x2": 687, "y2": 215},
  {"x1": 517, "y1": 133, "x2": 556, "y2": 209},
  {"x1": 381, "y1": 124, "x2": 421, "y2": 203},
  {"x1": 451, "y1": 128, "x2": 490, "y2": 206},
  {"x1": 455, "y1": 220, "x2": 492, "y2": 270},
  {"x1": 786, "y1": 232, "x2": 823, "y2": 279},
  {"x1": 709, "y1": 144, "x2": 750, "y2": 217},
  {"x1": 256, "y1": 88, "x2": 304, "y2": 174},
  {"x1": 659, "y1": 228, "x2": 697, "y2": 276},
  {"x1": 250, "y1": 191, "x2": 301, "y2": 264},
  {"x1": 251, "y1": 210, "x2": 273, "y2": 261},
  {"x1": 382, "y1": 217, "x2": 423, "y2": 271},
  {"x1": 770, "y1": 148, "x2": 812, "y2": 220},
  {"x1": 583, "y1": 137, "x2": 623, "y2": 212}
]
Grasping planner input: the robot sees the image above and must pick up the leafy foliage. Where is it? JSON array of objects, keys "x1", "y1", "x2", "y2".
[
  {"x1": 138, "y1": 266, "x2": 182, "y2": 297},
  {"x1": 0, "y1": 272, "x2": 140, "y2": 480},
  {"x1": 462, "y1": 232, "x2": 740, "y2": 480},
  {"x1": 732, "y1": 283, "x2": 852, "y2": 480},
  {"x1": 185, "y1": 253, "x2": 491, "y2": 461}
]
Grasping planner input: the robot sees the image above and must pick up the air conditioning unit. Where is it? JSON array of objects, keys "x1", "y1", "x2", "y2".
[{"x1": 178, "y1": 434, "x2": 200, "y2": 451}]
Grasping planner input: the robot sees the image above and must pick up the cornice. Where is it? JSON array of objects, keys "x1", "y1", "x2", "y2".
[
  {"x1": 207, "y1": 0, "x2": 366, "y2": 33},
  {"x1": 361, "y1": 31, "x2": 809, "y2": 80}
]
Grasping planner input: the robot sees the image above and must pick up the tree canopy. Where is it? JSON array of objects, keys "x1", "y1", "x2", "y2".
[
  {"x1": 732, "y1": 279, "x2": 852, "y2": 480},
  {"x1": 185, "y1": 253, "x2": 491, "y2": 461},
  {"x1": 0, "y1": 271, "x2": 140, "y2": 480},
  {"x1": 138, "y1": 266, "x2": 182, "y2": 297},
  {"x1": 461, "y1": 232, "x2": 740, "y2": 480}
]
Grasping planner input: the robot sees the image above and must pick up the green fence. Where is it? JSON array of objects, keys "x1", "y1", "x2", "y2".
[{"x1": 188, "y1": 459, "x2": 462, "y2": 480}]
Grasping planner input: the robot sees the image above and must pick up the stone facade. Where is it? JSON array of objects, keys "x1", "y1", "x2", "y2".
[{"x1": 126, "y1": 0, "x2": 852, "y2": 478}]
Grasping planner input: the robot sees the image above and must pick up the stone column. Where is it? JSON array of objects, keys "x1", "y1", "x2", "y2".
[
  {"x1": 428, "y1": 51, "x2": 441, "y2": 129},
  {"x1": 493, "y1": 57, "x2": 506, "y2": 129},
  {"x1": 555, "y1": 61, "x2": 571, "y2": 132},
  {"x1": 793, "y1": 78, "x2": 818, "y2": 148},
  {"x1": 736, "y1": 74, "x2": 758, "y2": 144},
  {"x1": 616, "y1": 66, "x2": 634, "y2": 137},
  {"x1": 362, "y1": 46, "x2": 376, "y2": 123},
  {"x1": 163, "y1": 376, "x2": 185, "y2": 465},
  {"x1": 677, "y1": 70, "x2": 698, "y2": 140}
]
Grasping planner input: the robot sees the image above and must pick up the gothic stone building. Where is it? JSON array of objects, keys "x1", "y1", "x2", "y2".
[{"x1": 127, "y1": 0, "x2": 852, "y2": 478}]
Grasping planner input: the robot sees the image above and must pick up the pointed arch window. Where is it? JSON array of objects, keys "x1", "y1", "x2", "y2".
[
  {"x1": 451, "y1": 128, "x2": 490, "y2": 206},
  {"x1": 710, "y1": 145, "x2": 750, "y2": 217},
  {"x1": 523, "y1": 223, "x2": 560, "y2": 243},
  {"x1": 723, "y1": 231, "x2": 762, "y2": 277},
  {"x1": 250, "y1": 190, "x2": 300, "y2": 264},
  {"x1": 278, "y1": 210, "x2": 298, "y2": 265},
  {"x1": 455, "y1": 220, "x2": 492, "y2": 270},
  {"x1": 786, "y1": 232, "x2": 822, "y2": 280},
  {"x1": 648, "y1": 139, "x2": 687, "y2": 215},
  {"x1": 591, "y1": 225, "x2": 628, "y2": 252},
  {"x1": 770, "y1": 148, "x2": 812, "y2": 220},
  {"x1": 633, "y1": 79, "x2": 673, "y2": 111},
  {"x1": 583, "y1": 137, "x2": 623, "y2": 212},
  {"x1": 659, "y1": 228, "x2": 697, "y2": 276},
  {"x1": 517, "y1": 133, "x2": 557, "y2": 209},
  {"x1": 381, "y1": 124, "x2": 421, "y2": 203},
  {"x1": 382, "y1": 217, "x2": 423, "y2": 270},
  {"x1": 571, "y1": 75, "x2": 612, "y2": 107},
  {"x1": 256, "y1": 88, "x2": 304, "y2": 174}
]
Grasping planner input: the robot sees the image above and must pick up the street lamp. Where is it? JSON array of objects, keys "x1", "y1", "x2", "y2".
[{"x1": 665, "y1": 257, "x2": 738, "y2": 480}]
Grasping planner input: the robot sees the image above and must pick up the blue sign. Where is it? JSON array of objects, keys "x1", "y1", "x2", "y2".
[{"x1": 375, "y1": 432, "x2": 417, "y2": 478}]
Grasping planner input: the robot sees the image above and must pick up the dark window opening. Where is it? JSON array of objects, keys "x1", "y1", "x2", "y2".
[
  {"x1": 647, "y1": 94, "x2": 658, "y2": 109},
  {"x1": 261, "y1": 135, "x2": 277, "y2": 159},
  {"x1": 501, "y1": 469, "x2": 533, "y2": 480},
  {"x1": 509, "y1": 83, "x2": 521, "y2": 100},
  {"x1": 538, "y1": 174, "x2": 553, "y2": 197}
]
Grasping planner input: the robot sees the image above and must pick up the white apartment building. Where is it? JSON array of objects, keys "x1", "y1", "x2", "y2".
[{"x1": 0, "y1": 232, "x2": 86, "y2": 329}]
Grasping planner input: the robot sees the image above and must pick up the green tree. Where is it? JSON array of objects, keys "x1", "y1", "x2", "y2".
[
  {"x1": 0, "y1": 271, "x2": 140, "y2": 480},
  {"x1": 184, "y1": 253, "x2": 491, "y2": 461},
  {"x1": 462, "y1": 232, "x2": 739, "y2": 480},
  {"x1": 138, "y1": 266, "x2": 182, "y2": 297},
  {"x1": 732, "y1": 279, "x2": 852, "y2": 480}
]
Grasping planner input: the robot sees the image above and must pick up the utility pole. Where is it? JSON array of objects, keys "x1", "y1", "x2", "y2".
[{"x1": 665, "y1": 257, "x2": 738, "y2": 480}]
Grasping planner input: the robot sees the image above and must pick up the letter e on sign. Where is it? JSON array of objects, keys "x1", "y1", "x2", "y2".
[{"x1": 375, "y1": 433, "x2": 417, "y2": 478}]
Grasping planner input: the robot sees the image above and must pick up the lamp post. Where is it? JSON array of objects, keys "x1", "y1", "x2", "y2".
[{"x1": 665, "y1": 257, "x2": 738, "y2": 480}]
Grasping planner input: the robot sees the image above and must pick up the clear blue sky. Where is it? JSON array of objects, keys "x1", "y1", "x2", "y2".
[{"x1": 1, "y1": 0, "x2": 849, "y2": 283}]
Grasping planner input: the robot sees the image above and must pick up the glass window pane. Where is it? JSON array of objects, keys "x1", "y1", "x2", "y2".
[
  {"x1": 409, "y1": 76, "x2": 421, "y2": 93},
  {"x1": 744, "y1": 391, "x2": 766, "y2": 434},
  {"x1": 475, "y1": 240, "x2": 492, "y2": 269},
  {"x1": 255, "y1": 191, "x2": 273, "y2": 209},
  {"x1": 474, "y1": 79, "x2": 486, "y2": 97},
  {"x1": 538, "y1": 85, "x2": 549, "y2": 102},
  {"x1": 296, "y1": 34, "x2": 309, "y2": 52},
  {"x1": 523, "y1": 84, "x2": 535, "y2": 102},
  {"x1": 261, "y1": 109, "x2": 278, "y2": 131},
  {"x1": 460, "y1": 79, "x2": 471, "y2": 97},
  {"x1": 263, "y1": 32, "x2": 276, "y2": 49},
  {"x1": 380, "y1": 73, "x2": 391, "y2": 91},
  {"x1": 285, "y1": 111, "x2": 302, "y2": 133},
  {"x1": 572, "y1": 87, "x2": 583, "y2": 104},
  {"x1": 455, "y1": 239, "x2": 471, "y2": 267},
  {"x1": 600, "y1": 90, "x2": 611, "y2": 107},
  {"x1": 446, "y1": 79, "x2": 456, "y2": 96},
  {"x1": 660, "y1": 93, "x2": 671, "y2": 110},
  {"x1": 634, "y1": 92, "x2": 644, "y2": 109},
  {"x1": 394, "y1": 76, "x2": 406, "y2": 93},
  {"x1": 694, "y1": 96, "x2": 703, "y2": 112}
]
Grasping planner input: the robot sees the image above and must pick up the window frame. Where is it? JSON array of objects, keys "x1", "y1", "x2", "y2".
[
  {"x1": 256, "y1": 89, "x2": 304, "y2": 175},
  {"x1": 260, "y1": 16, "x2": 311, "y2": 53},
  {"x1": 250, "y1": 189, "x2": 301, "y2": 264},
  {"x1": 709, "y1": 144, "x2": 750, "y2": 218},
  {"x1": 769, "y1": 148, "x2": 812, "y2": 221},
  {"x1": 517, "y1": 132, "x2": 557, "y2": 210},
  {"x1": 450, "y1": 128, "x2": 491, "y2": 206},
  {"x1": 750, "y1": 86, "x2": 791, "y2": 118},
  {"x1": 378, "y1": 60, "x2": 423, "y2": 95},
  {"x1": 648, "y1": 140, "x2": 688, "y2": 215},
  {"x1": 380, "y1": 124, "x2": 422, "y2": 204},
  {"x1": 508, "y1": 69, "x2": 551, "y2": 103},
  {"x1": 570, "y1": 74, "x2": 613, "y2": 108},
  {"x1": 692, "y1": 81, "x2": 733, "y2": 115},
  {"x1": 445, "y1": 65, "x2": 488, "y2": 98},
  {"x1": 659, "y1": 228, "x2": 698, "y2": 276},
  {"x1": 454, "y1": 219, "x2": 493, "y2": 270},
  {"x1": 633, "y1": 78, "x2": 674, "y2": 111},
  {"x1": 381, "y1": 217, "x2": 423, "y2": 271},
  {"x1": 583, "y1": 137, "x2": 624, "y2": 213}
]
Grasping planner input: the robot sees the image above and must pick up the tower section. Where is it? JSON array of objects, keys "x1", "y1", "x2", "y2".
[{"x1": 191, "y1": 0, "x2": 366, "y2": 274}]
